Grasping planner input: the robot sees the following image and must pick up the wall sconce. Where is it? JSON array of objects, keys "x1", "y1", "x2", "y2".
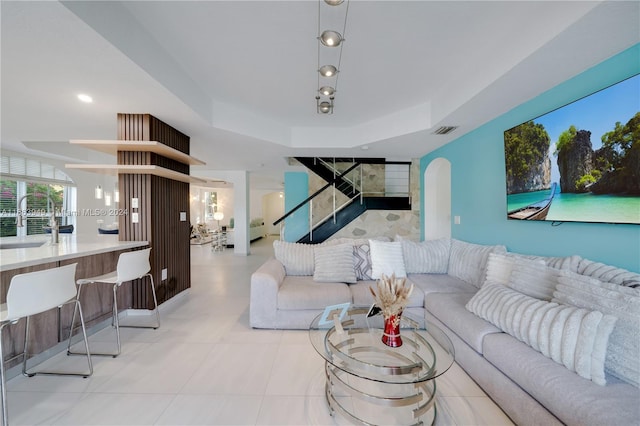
[
  {"x1": 95, "y1": 185, "x2": 103, "y2": 199},
  {"x1": 114, "y1": 184, "x2": 120, "y2": 203}
]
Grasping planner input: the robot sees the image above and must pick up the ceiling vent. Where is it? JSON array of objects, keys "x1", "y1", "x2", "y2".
[{"x1": 432, "y1": 126, "x2": 458, "y2": 135}]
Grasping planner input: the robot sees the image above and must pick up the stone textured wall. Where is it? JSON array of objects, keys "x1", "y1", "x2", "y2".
[{"x1": 331, "y1": 210, "x2": 420, "y2": 241}]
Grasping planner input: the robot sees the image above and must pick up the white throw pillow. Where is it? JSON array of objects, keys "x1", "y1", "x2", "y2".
[
  {"x1": 508, "y1": 261, "x2": 560, "y2": 301},
  {"x1": 399, "y1": 237, "x2": 450, "y2": 274},
  {"x1": 273, "y1": 240, "x2": 315, "y2": 276},
  {"x1": 484, "y1": 252, "x2": 545, "y2": 287},
  {"x1": 466, "y1": 283, "x2": 616, "y2": 385},
  {"x1": 369, "y1": 240, "x2": 406, "y2": 279},
  {"x1": 553, "y1": 270, "x2": 640, "y2": 388},
  {"x1": 448, "y1": 239, "x2": 506, "y2": 288},
  {"x1": 576, "y1": 258, "x2": 640, "y2": 285},
  {"x1": 313, "y1": 243, "x2": 357, "y2": 283}
]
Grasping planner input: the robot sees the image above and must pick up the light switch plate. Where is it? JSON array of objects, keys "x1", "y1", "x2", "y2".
[
  {"x1": 131, "y1": 198, "x2": 139, "y2": 208},
  {"x1": 180, "y1": 212, "x2": 186, "y2": 221},
  {"x1": 132, "y1": 212, "x2": 139, "y2": 223}
]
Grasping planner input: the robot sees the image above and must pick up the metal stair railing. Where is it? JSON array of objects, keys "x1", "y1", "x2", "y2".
[
  {"x1": 274, "y1": 160, "x2": 412, "y2": 242},
  {"x1": 273, "y1": 162, "x2": 362, "y2": 228}
]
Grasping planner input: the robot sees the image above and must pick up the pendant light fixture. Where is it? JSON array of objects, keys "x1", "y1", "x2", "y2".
[{"x1": 316, "y1": 0, "x2": 350, "y2": 114}]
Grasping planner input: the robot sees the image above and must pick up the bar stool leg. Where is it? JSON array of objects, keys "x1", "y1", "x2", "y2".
[
  {"x1": 0, "y1": 325, "x2": 9, "y2": 426},
  {"x1": 112, "y1": 284, "x2": 121, "y2": 357},
  {"x1": 22, "y1": 316, "x2": 33, "y2": 378},
  {"x1": 67, "y1": 284, "x2": 83, "y2": 355},
  {"x1": 23, "y1": 300, "x2": 93, "y2": 378}
]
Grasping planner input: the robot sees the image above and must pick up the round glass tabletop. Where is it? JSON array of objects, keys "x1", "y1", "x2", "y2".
[{"x1": 309, "y1": 305, "x2": 455, "y2": 385}]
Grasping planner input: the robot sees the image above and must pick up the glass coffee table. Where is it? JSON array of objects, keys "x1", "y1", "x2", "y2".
[{"x1": 309, "y1": 305, "x2": 455, "y2": 426}]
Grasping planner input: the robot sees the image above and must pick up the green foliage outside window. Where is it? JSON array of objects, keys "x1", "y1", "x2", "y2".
[{"x1": 0, "y1": 179, "x2": 64, "y2": 237}]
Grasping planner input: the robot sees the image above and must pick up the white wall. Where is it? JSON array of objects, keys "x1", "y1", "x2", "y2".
[
  {"x1": 262, "y1": 191, "x2": 284, "y2": 235},
  {"x1": 190, "y1": 184, "x2": 282, "y2": 231}
]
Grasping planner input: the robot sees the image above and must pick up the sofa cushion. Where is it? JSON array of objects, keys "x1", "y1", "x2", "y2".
[
  {"x1": 448, "y1": 239, "x2": 506, "y2": 288},
  {"x1": 467, "y1": 283, "x2": 617, "y2": 384},
  {"x1": 408, "y1": 273, "x2": 477, "y2": 296},
  {"x1": 353, "y1": 243, "x2": 373, "y2": 280},
  {"x1": 544, "y1": 254, "x2": 582, "y2": 272},
  {"x1": 273, "y1": 240, "x2": 315, "y2": 276},
  {"x1": 508, "y1": 261, "x2": 561, "y2": 301},
  {"x1": 398, "y1": 237, "x2": 450, "y2": 274},
  {"x1": 553, "y1": 270, "x2": 640, "y2": 388},
  {"x1": 483, "y1": 333, "x2": 640, "y2": 426},
  {"x1": 277, "y1": 276, "x2": 351, "y2": 310},
  {"x1": 313, "y1": 243, "x2": 357, "y2": 283},
  {"x1": 484, "y1": 252, "x2": 545, "y2": 287},
  {"x1": 576, "y1": 257, "x2": 640, "y2": 285},
  {"x1": 426, "y1": 292, "x2": 501, "y2": 354},
  {"x1": 350, "y1": 279, "x2": 424, "y2": 309},
  {"x1": 369, "y1": 240, "x2": 406, "y2": 279}
]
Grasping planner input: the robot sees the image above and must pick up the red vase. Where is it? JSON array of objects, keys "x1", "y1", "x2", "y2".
[{"x1": 381, "y1": 313, "x2": 403, "y2": 347}]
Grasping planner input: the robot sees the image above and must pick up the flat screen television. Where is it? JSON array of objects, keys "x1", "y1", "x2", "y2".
[{"x1": 504, "y1": 74, "x2": 640, "y2": 225}]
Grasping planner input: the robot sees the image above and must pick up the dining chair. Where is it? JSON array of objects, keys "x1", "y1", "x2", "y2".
[
  {"x1": 69, "y1": 248, "x2": 159, "y2": 358},
  {"x1": 0, "y1": 263, "x2": 92, "y2": 426}
]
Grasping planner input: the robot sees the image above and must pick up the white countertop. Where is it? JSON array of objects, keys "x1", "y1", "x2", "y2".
[{"x1": 0, "y1": 234, "x2": 149, "y2": 271}]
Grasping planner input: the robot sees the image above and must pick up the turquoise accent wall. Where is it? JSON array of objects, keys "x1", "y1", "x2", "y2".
[
  {"x1": 284, "y1": 171, "x2": 309, "y2": 242},
  {"x1": 421, "y1": 43, "x2": 640, "y2": 272}
]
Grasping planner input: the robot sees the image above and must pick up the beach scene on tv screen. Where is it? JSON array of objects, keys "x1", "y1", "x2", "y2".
[{"x1": 504, "y1": 74, "x2": 640, "y2": 224}]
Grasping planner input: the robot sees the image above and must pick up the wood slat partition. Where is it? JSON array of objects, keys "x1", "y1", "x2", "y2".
[{"x1": 116, "y1": 114, "x2": 191, "y2": 309}]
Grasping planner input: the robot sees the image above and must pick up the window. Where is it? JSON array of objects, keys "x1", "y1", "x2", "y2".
[{"x1": 1, "y1": 155, "x2": 76, "y2": 237}]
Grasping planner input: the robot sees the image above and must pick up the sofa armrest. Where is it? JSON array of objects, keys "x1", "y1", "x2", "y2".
[{"x1": 250, "y1": 257, "x2": 286, "y2": 328}]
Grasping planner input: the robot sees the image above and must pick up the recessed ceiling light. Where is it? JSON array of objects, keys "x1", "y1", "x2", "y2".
[
  {"x1": 361, "y1": 145, "x2": 369, "y2": 150},
  {"x1": 77, "y1": 94, "x2": 93, "y2": 103}
]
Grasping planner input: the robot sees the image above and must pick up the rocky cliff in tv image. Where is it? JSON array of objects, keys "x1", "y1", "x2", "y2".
[
  {"x1": 556, "y1": 113, "x2": 640, "y2": 195},
  {"x1": 557, "y1": 130, "x2": 594, "y2": 193},
  {"x1": 504, "y1": 121, "x2": 552, "y2": 194}
]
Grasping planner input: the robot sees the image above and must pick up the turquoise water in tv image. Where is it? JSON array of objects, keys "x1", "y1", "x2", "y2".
[{"x1": 507, "y1": 187, "x2": 640, "y2": 224}]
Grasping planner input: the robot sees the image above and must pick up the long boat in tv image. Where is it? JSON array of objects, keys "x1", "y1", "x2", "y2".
[{"x1": 508, "y1": 183, "x2": 557, "y2": 220}]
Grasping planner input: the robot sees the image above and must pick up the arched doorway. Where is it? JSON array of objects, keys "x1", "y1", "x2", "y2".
[{"x1": 423, "y1": 158, "x2": 451, "y2": 239}]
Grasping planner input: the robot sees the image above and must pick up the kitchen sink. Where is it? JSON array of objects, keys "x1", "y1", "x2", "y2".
[{"x1": 0, "y1": 241, "x2": 47, "y2": 249}]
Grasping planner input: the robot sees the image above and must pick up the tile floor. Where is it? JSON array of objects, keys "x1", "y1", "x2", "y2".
[{"x1": 5, "y1": 236, "x2": 514, "y2": 425}]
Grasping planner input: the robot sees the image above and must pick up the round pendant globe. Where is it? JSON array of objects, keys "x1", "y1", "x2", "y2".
[
  {"x1": 319, "y1": 65, "x2": 337, "y2": 77},
  {"x1": 318, "y1": 102, "x2": 332, "y2": 114},
  {"x1": 319, "y1": 30, "x2": 342, "y2": 47},
  {"x1": 319, "y1": 86, "x2": 335, "y2": 96}
]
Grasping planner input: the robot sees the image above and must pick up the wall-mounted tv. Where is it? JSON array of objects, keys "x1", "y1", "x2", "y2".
[{"x1": 504, "y1": 74, "x2": 640, "y2": 225}]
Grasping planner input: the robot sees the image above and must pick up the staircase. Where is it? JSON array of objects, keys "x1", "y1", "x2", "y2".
[
  {"x1": 296, "y1": 196, "x2": 410, "y2": 243},
  {"x1": 275, "y1": 158, "x2": 412, "y2": 244}
]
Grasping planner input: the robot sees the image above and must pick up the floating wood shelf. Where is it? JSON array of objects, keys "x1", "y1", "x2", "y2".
[
  {"x1": 65, "y1": 164, "x2": 207, "y2": 184},
  {"x1": 70, "y1": 140, "x2": 206, "y2": 166}
]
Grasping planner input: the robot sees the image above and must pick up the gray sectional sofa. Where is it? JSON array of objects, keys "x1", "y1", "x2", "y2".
[{"x1": 249, "y1": 237, "x2": 640, "y2": 426}]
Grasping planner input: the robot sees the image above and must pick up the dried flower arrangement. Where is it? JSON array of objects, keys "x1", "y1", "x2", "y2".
[{"x1": 369, "y1": 273, "x2": 414, "y2": 319}]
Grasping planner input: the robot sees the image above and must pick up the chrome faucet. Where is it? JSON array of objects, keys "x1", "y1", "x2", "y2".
[{"x1": 15, "y1": 194, "x2": 60, "y2": 243}]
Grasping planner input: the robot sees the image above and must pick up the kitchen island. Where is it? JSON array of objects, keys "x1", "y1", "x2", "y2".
[{"x1": 0, "y1": 234, "x2": 149, "y2": 371}]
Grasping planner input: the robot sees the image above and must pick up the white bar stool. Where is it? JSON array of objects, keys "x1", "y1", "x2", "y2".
[
  {"x1": 69, "y1": 248, "x2": 159, "y2": 358},
  {"x1": 0, "y1": 263, "x2": 93, "y2": 426}
]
